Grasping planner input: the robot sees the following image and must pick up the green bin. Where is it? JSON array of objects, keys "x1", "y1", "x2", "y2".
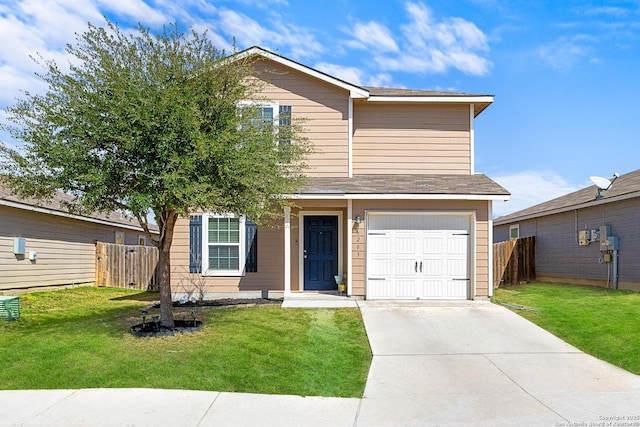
[{"x1": 0, "y1": 296, "x2": 20, "y2": 321}]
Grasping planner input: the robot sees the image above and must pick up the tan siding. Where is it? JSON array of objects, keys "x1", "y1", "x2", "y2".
[
  {"x1": 253, "y1": 60, "x2": 350, "y2": 178},
  {"x1": 171, "y1": 216, "x2": 286, "y2": 294},
  {"x1": 0, "y1": 205, "x2": 145, "y2": 291},
  {"x1": 353, "y1": 102, "x2": 471, "y2": 175}
]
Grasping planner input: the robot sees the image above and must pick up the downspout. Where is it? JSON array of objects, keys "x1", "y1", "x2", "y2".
[
  {"x1": 284, "y1": 207, "x2": 291, "y2": 297},
  {"x1": 470, "y1": 104, "x2": 475, "y2": 174},
  {"x1": 347, "y1": 199, "x2": 353, "y2": 296},
  {"x1": 348, "y1": 97, "x2": 353, "y2": 178},
  {"x1": 488, "y1": 200, "x2": 494, "y2": 297},
  {"x1": 613, "y1": 249, "x2": 619, "y2": 289}
]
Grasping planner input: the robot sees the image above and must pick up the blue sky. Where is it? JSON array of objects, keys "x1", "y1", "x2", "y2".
[{"x1": 1, "y1": 0, "x2": 638, "y2": 217}]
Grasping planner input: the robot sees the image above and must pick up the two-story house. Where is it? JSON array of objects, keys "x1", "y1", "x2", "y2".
[{"x1": 170, "y1": 47, "x2": 510, "y2": 301}]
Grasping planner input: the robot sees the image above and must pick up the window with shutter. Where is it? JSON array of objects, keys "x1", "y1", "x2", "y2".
[{"x1": 199, "y1": 214, "x2": 259, "y2": 276}]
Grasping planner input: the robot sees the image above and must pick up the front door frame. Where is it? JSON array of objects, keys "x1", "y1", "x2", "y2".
[{"x1": 298, "y1": 210, "x2": 343, "y2": 292}]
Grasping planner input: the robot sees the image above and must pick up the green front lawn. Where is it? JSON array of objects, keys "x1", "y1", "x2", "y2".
[
  {"x1": 493, "y1": 282, "x2": 640, "y2": 374},
  {"x1": 0, "y1": 287, "x2": 372, "y2": 397}
]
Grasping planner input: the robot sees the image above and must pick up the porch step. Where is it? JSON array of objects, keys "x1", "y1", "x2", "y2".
[{"x1": 282, "y1": 292, "x2": 360, "y2": 308}]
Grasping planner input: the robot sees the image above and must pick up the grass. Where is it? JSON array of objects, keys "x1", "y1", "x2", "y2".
[
  {"x1": 493, "y1": 282, "x2": 640, "y2": 374},
  {"x1": 0, "y1": 287, "x2": 372, "y2": 397}
]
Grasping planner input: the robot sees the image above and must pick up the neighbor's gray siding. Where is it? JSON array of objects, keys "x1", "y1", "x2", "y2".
[
  {"x1": 1, "y1": 205, "x2": 144, "y2": 291},
  {"x1": 494, "y1": 197, "x2": 640, "y2": 289}
]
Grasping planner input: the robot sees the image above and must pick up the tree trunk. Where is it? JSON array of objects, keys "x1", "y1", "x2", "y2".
[{"x1": 156, "y1": 211, "x2": 178, "y2": 328}]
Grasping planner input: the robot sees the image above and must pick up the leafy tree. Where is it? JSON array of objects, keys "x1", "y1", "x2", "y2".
[{"x1": 0, "y1": 21, "x2": 310, "y2": 327}]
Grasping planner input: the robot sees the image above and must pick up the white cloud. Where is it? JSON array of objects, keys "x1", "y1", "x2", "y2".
[
  {"x1": 537, "y1": 36, "x2": 594, "y2": 70},
  {"x1": 314, "y1": 63, "x2": 396, "y2": 87},
  {"x1": 97, "y1": 0, "x2": 166, "y2": 25},
  {"x1": 349, "y1": 1, "x2": 492, "y2": 77},
  {"x1": 350, "y1": 21, "x2": 399, "y2": 52},
  {"x1": 491, "y1": 170, "x2": 583, "y2": 218},
  {"x1": 216, "y1": 8, "x2": 323, "y2": 59},
  {"x1": 315, "y1": 63, "x2": 365, "y2": 85}
]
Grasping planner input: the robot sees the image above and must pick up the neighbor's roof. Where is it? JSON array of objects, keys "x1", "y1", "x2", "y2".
[
  {"x1": 238, "y1": 46, "x2": 493, "y2": 117},
  {"x1": 494, "y1": 168, "x2": 640, "y2": 225},
  {"x1": 0, "y1": 185, "x2": 155, "y2": 232},
  {"x1": 293, "y1": 174, "x2": 510, "y2": 201}
]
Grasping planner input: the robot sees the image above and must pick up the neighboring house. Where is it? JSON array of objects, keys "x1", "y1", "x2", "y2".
[
  {"x1": 494, "y1": 169, "x2": 640, "y2": 291},
  {"x1": 170, "y1": 46, "x2": 510, "y2": 300},
  {"x1": 1, "y1": 186, "x2": 154, "y2": 292}
]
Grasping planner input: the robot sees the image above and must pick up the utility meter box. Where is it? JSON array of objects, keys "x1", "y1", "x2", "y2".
[
  {"x1": 600, "y1": 235, "x2": 619, "y2": 251},
  {"x1": 13, "y1": 238, "x2": 26, "y2": 255},
  {"x1": 590, "y1": 230, "x2": 600, "y2": 242},
  {"x1": 578, "y1": 230, "x2": 590, "y2": 246}
]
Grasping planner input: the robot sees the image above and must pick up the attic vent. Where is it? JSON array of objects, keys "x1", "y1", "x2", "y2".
[{"x1": 0, "y1": 296, "x2": 20, "y2": 321}]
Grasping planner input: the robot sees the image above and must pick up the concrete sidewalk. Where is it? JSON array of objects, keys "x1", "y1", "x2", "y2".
[
  {"x1": 2, "y1": 301, "x2": 640, "y2": 426},
  {"x1": 0, "y1": 389, "x2": 360, "y2": 427}
]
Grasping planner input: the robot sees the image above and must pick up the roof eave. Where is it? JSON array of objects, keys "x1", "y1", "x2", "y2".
[
  {"x1": 494, "y1": 191, "x2": 640, "y2": 225},
  {"x1": 0, "y1": 199, "x2": 148, "y2": 232},
  {"x1": 285, "y1": 193, "x2": 510, "y2": 201},
  {"x1": 238, "y1": 47, "x2": 369, "y2": 99},
  {"x1": 366, "y1": 95, "x2": 493, "y2": 117}
]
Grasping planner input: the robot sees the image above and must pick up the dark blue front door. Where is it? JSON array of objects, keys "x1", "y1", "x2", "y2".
[{"x1": 304, "y1": 216, "x2": 338, "y2": 291}]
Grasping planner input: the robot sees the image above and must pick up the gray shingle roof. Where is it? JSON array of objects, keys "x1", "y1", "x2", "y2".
[
  {"x1": 363, "y1": 86, "x2": 491, "y2": 98},
  {"x1": 0, "y1": 185, "x2": 151, "y2": 230},
  {"x1": 494, "y1": 169, "x2": 640, "y2": 225},
  {"x1": 300, "y1": 174, "x2": 509, "y2": 196}
]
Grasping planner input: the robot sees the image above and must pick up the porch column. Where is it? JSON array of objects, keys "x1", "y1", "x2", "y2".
[
  {"x1": 284, "y1": 206, "x2": 291, "y2": 297},
  {"x1": 347, "y1": 199, "x2": 353, "y2": 296}
]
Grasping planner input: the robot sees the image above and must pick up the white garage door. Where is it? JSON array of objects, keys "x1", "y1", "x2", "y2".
[{"x1": 367, "y1": 214, "x2": 470, "y2": 300}]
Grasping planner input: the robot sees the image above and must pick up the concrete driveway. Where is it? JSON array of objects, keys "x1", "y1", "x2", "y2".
[{"x1": 357, "y1": 300, "x2": 640, "y2": 426}]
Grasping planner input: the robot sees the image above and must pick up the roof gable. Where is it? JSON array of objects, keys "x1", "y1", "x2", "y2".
[
  {"x1": 238, "y1": 46, "x2": 369, "y2": 98},
  {"x1": 236, "y1": 47, "x2": 493, "y2": 116}
]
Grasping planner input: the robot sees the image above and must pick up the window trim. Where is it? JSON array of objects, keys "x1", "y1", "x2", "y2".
[
  {"x1": 509, "y1": 224, "x2": 520, "y2": 240},
  {"x1": 237, "y1": 100, "x2": 283, "y2": 143},
  {"x1": 238, "y1": 101, "x2": 279, "y2": 127},
  {"x1": 202, "y1": 213, "x2": 246, "y2": 277}
]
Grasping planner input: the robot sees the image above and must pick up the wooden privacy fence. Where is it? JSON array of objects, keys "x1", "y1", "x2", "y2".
[
  {"x1": 493, "y1": 236, "x2": 536, "y2": 287},
  {"x1": 95, "y1": 242, "x2": 158, "y2": 290}
]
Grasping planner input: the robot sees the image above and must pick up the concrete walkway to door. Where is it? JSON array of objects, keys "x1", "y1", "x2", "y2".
[{"x1": 357, "y1": 300, "x2": 640, "y2": 426}]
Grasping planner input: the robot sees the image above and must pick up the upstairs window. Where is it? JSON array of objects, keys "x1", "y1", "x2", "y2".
[{"x1": 238, "y1": 101, "x2": 292, "y2": 145}]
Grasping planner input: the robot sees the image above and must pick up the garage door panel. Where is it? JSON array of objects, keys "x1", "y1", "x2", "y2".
[
  {"x1": 422, "y1": 259, "x2": 443, "y2": 276},
  {"x1": 446, "y1": 280, "x2": 469, "y2": 299},
  {"x1": 371, "y1": 258, "x2": 392, "y2": 276},
  {"x1": 422, "y1": 236, "x2": 443, "y2": 254},
  {"x1": 422, "y1": 280, "x2": 445, "y2": 298},
  {"x1": 447, "y1": 259, "x2": 468, "y2": 277},
  {"x1": 447, "y1": 235, "x2": 467, "y2": 255},
  {"x1": 396, "y1": 237, "x2": 415, "y2": 254},
  {"x1": 396, "y1": 280, "x2": 417, "y2": 298},
  {"x1": 368, "y1": 279, "x2": 392, "y2": 298},
  {"x1": 396, "y1": 259, "x2": 417, "y2": 276},
  {"x1": 369, "y1": 236, "x2": 391, "y2": 254}
]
